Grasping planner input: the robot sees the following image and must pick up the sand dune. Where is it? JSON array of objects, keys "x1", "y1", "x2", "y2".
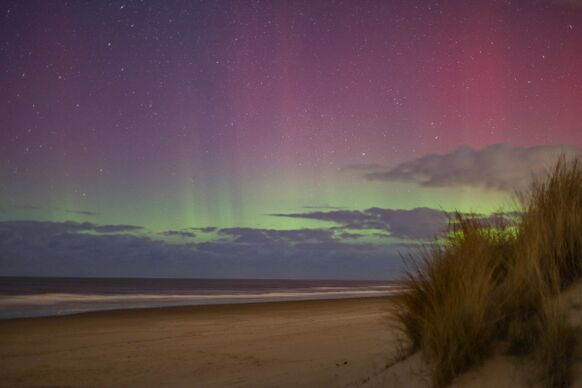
[{"x1": 365, "y1": 281, "x2": 582, "y2": 388}]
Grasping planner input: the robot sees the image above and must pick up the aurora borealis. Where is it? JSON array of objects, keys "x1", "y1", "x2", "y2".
[{"x1": 1, "y1": 0, "x2": 582, "y2": 279}]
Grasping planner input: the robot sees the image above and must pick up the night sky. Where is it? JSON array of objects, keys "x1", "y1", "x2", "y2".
[{"x1": 1, "y1": 0, "x2": 582, "y2": 279}]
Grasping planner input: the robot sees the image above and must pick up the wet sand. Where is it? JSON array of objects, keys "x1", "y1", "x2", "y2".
[{"x1": 0, "y1": 297, "x2": 398, "y2": 387}]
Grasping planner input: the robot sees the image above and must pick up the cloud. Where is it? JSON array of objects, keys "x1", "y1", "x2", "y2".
[
  {"x1": 161, "y1": 230, "x2": 197, "y2": 238},
  {"x1": 91, "y1": 224, "x2": 143, "y2": 233},
  {"x1": 272, "y1": 207, "x2": 518, "y2": 240},
  {"x1": 273, "y1": 210, "x2": 384, "y2": 230},
  {"x1": 0, "y1": 221, "x2": 194, "y2": 277},
  {"x1": 191, "y1": 226, "x2": 217, "y2": 233},
  {"x1": 0, "y1": 220, "x2": 409, "y2": 279},
  {"x1": 64, "y1": 209, "x2": 100, "y2": 216},
  {"x1": 338, "y1": 232, "x2": 364, "y2": 239},
  {"x1": 364, "y1": 144, "x2": 580, "y2": 191},
  {"x1": 272, "y1": 207, "x2": 448, "y2": 239},
  {"x1": 0, "y1": 220, "x2": 142, "y2": 236},
  {"x1": 218, "y1": 227, "x2": 335, "y2": 244}
]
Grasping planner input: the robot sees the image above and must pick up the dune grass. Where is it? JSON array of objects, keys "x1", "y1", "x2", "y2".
[
  {"x1": 395, "y1": 157, "x2": 581, "y2": 387},
  {"x1": 537, "y1": 296, "x2": 576, "y2": 388}
]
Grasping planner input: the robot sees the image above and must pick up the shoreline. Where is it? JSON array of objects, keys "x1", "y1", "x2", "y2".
[
  {"x1": 2, "y1": 294, "x2": 393, "y2": 321},
  {"x1": 0, "y1": 290, "x2": 399, "y2": 320}
]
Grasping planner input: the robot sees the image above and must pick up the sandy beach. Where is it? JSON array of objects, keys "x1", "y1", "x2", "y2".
[{"x1": 0, "y1": 297, "x2": 398, "y2": 387}]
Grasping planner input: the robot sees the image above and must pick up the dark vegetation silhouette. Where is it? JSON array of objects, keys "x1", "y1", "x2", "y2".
[{"x1": 394, "y1": 156, "x2": 580, "y2": 387}]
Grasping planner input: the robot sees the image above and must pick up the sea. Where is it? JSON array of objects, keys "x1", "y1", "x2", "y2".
[{"x1": 0, "y1": 277, "x2": 402, "y2": 319}]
